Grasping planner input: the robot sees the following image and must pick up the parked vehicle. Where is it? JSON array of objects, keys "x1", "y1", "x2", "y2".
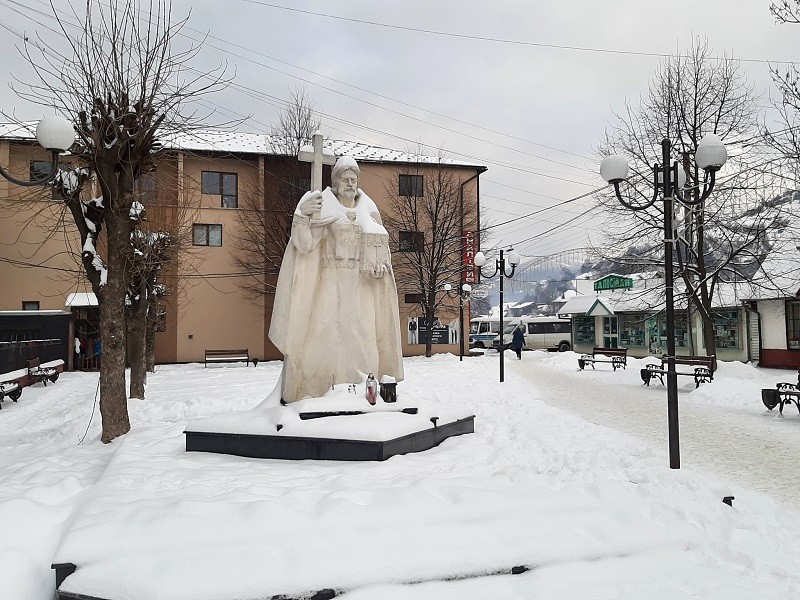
[
  {"x1": 492, "y1": 316, "x2": 572, "y2": 352},
  {"x1": 469, "y1": 317, "x2": 517, "y2": 349}
]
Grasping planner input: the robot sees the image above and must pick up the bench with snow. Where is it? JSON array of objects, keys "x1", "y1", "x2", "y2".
[
  {"x1": 0, "y1": 381, "x2": 23, "y2": 408},
  {"x1": 578, "y1": 347, "x2": 628, "y2": 371},
  {"x1": 761, "y1": 368, "x2": 800, "y2": 415},
  {"x1": 641, "y1": 355, "x2": 716, "y2": 389},
  {"x1": 204, "y1": 348, "x2": 251, "y2": 367},
  {"x1": 27, "y1": 357, "x2": 59, "y2": 386}
]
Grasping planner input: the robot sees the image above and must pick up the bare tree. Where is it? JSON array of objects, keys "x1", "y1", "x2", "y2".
[
  {"x1": 268, "y1": 86, "x2": 322, "y2": 155},
  {"x1": 767, "y1": 2, "x2": 800, "y2": 185},
  {"x1": 597, "y1": 38, "x2": 785, "y2": 356},
  {"x1": 14, "y1": 0, "x2": 228, "y2": 442},
  {"x1": 233, "y1": 88, "x2": 319, "y2": 299},
  {"x1": 383, "y1": 151, "x2": 478, "y2": 358},
  {"x1": 771, "y1": 0, "x2": 800, "y2": 22}
]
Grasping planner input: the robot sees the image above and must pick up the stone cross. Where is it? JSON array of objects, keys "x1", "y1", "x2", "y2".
[{"x1": 298, "y1": 130, "x2": 336, "y2": 193}]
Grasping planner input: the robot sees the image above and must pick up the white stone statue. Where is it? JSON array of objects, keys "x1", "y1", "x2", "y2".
[{"x1": 269, "y1": 155, "x2": 405, "y2": 402}]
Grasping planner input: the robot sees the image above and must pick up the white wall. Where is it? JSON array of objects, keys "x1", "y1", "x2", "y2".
[{"x1": 759, "y1": 299, "x2": 787, "y2": 350}]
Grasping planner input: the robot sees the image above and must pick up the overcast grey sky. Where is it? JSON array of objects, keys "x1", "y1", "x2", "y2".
[{"x1": 0, "y1": 1, "x2": 797, "y2": 261}]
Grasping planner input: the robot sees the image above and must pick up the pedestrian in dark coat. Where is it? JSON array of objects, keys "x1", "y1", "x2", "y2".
[{"x1": 511, "y1": 325, "x2": 525, "y2": 359}]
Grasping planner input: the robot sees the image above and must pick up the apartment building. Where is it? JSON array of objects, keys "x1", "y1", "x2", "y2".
[{"x1": 0, "y1": 125, "x2": 484, "y2": 365}]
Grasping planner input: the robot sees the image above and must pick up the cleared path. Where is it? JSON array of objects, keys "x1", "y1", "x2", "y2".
[{"x1": 503, "y1": 351, "x2": 800, "y2": 504}]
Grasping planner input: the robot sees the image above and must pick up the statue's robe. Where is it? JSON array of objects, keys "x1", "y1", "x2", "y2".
[{"x1": 269, "y1": 187, "x2": 404, "y2": 402}]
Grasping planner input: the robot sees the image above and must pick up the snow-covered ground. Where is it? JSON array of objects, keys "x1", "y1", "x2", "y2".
[{"x1": 0, "y1": 353, "x2": 798, "y2": 599}]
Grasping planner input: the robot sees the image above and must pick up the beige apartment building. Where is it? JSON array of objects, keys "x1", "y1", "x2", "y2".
[{"x1": 0, "y1": 125, "x2": 484, "y2": 366}]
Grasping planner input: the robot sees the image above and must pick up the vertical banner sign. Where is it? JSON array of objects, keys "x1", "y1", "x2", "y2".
[{"x1": 462, "y1": 230, "x2": 477, "y2": 283}]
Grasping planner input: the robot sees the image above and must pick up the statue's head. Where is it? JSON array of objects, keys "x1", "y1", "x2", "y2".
[{"x1": 332, "y1": 156, "x2": 360, "y2": 204}]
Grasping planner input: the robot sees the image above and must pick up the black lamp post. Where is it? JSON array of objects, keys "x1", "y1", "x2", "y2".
[
  {"x1": 443, "y1": 282, "x2": 472, "y2": 361},
  {"x1": 0, "y1": 117, "x2": 75, "y2": 186},
  {"x1": 600, "y1": 134, "x2": 727, "y2": 469},
  {"x1": 474, "y1": 247, "x2": 521, "y2": 382}
]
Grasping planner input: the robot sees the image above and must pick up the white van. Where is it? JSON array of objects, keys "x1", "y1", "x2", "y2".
[
  {"x1": 469, "y1": 316, "x2": 513, "y2": 349},
  {"x1": 492, "y1": 316, "x2": 572, "y2": 352}
]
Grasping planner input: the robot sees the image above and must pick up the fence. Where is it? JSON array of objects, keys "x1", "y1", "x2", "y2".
[{"x1": 0, "y1": 339, "x2": 63, "y2": 375}]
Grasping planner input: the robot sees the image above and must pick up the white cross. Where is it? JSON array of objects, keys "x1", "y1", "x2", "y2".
[{"x1": 298, "y1": 130, "x2": 336, "y2": 193}]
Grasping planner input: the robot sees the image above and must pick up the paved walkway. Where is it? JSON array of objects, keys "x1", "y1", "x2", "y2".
[{"x1": 505, "y1": 352, "x2": 800, "y2": 504}]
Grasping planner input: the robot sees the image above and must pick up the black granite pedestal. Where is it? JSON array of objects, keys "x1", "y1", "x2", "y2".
[{"x1": 185, "y1": 413, "x2": 475, "y2": 461}]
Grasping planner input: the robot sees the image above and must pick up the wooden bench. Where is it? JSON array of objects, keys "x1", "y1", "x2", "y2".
[
  {"x1": 578, "y1": 347, "x2": 628, "y2": 371},
  {"x1": 761, "y1": 368, "x2": 800, "y2": 415},
  {"x1": 0, "y1": 381, "x2": 23, "y2": 408},
  {"x1": 641, "y1": 355, "x2": 716, "y2": 388},
  {"x1": 204, "y1": 349, "x2": 250, "y2": 367},
  {"x1": 27, "y1": 357, "x2": 59, "y2": 386}
]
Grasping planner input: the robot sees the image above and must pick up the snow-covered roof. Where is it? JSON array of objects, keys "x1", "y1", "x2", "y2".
[
  {"x1": 560, "y1": 295, "x2": 610, "y2": 315},
  {"x1": 0, "y1": 310, "x2": 67, "y2": 316},
  {"x1": 0, "y1": 122, "x2": 37, "y2": 140},
  {"x1": 0, "y1": 123, "x2": 486, "y2": 170},
  {"x1": 169, "y1": 131, "x2": 484, "y2": 168},
  {"x1": 65, "y1": 292, "x2": 98, "y2": 307}
]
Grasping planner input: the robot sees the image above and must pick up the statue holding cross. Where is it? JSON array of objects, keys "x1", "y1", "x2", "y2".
[{"x1": 268, "y1": 134, "x2": 404, "y2": 403}]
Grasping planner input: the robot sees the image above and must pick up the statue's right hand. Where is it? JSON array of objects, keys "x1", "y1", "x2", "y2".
[{"x1": 299, "y1": 191, "x2": 324, "y2": 216}]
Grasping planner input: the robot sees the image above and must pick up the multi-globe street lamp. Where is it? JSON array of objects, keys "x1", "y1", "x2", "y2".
[
  {"x1": 442, "y1": 282, "x2": 471, "y2": 361},
  {"x1": 473, "y1": 247, "x2": 521, "y2": 383},
  {"x1": 599, "y1": 135, "x2": 727, "y2": 469},
  {"x1": 0, "y1": 116, "x2": 75, "y2": 186}
]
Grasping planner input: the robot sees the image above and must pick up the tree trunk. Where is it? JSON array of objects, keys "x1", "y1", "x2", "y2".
[
  {"x1": 98, "y1": 207, "x2": 132, "y2": 444},
  {"x1": 424, "y1": 300, "x2": 435, "y2": 358},
  {"x1": 698, "y1": 305, "x2": 717, "y2": 366},
  {"x1": 146, "y1": 321, "x2": 156, "y2": 373},
  {"x1": 129, "y1": 279, "x2": 147, "y2": 399},
  {"x1": 694, "y1": 205, "x2": 717, "y2": 363}
]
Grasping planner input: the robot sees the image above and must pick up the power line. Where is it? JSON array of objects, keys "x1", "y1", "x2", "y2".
[
  {"x1": 15, "y1": 0, "x2": 595, "y2": 173},
  {"x1": 240, "y1": 0, "x2": 800, "y2": 66}
]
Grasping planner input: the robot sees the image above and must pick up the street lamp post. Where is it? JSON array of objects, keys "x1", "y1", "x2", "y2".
[
  {"x1": 443, "y1": 282, "x2": 472, "y2": 361},
  {"x1": 0, "y1": 117, "x2": 75, "y2": 186},
  {"x1": 600, "y1": 135, "x2": 727, "y2": 469},
  {"x1": 473, "y1": 247, "x2": 521, "y2": 382}
]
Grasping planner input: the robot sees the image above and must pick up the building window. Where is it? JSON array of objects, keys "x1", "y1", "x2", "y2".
[
  {"x1": 399, "y1": 174, "x2": 423, "y2": 197},
  {"x1": 404, "y1": 293, "x2": 424, "y2": 304},
  {"x1": 399, "y1": 230, "x2": 424, "y2": 252},
  {"x1": 22, "y1": 301, "x2": 40, "y2": 311},
  {"x1": 29, "y1": 161, "x2": 61, "y2": 200},
  {"x1": 786, "y1": 301, "x2": 800, "y2": 350},
  {"x1": 201, "y1": 171, "x2": 238, "y2": 208},
  {"x1": 192, "y1": 224, "x2": 222, "y2": 247},
  {"x1": 656, "y1": 312, "x2": 689, "y2": 349},
  {"x1": 618, "y1": 313, "x2": 648, "y2": 347},
  {"x1": 134, "y1": 172, "x2": 157, "y2": 204},
  {"x1": 713, "y1": 310, "x2": 740, "y2": 349},
  {"x1": 574, "y1": 316, "x2": 595, "y2": 345}
]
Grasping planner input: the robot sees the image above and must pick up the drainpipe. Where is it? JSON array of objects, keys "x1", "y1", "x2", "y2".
[{"x1": 741, "y1": 300, "x2": 761, "y2": 365}]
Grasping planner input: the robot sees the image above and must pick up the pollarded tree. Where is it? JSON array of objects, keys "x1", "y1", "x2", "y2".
[
  {"x1": 597, "y1": 38, "x2": 787, "y2": 356},
  {"x1": 383, "y1": 150, "x2": 479, "y2": 358},
  {"x1": 126, "y1": 165, "x2": 198, "y2": 398},
  {"x1": 14, "y1": 0, "x2": 228, "y2": 442}
]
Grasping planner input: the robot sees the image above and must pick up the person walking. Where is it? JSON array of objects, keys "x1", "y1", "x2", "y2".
[
  {"x1": 93, "y1": 338, "x2": 102, "y2": 370},
  {"x1": 80, "y1": 336, "x2": 89, "y2": 369},
  {"x1": 511, "y1": 325, "x2": 525, "y2": 360},
  {"x1": 74, "y1": 336, "x2": 82, "y2": 371}
]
